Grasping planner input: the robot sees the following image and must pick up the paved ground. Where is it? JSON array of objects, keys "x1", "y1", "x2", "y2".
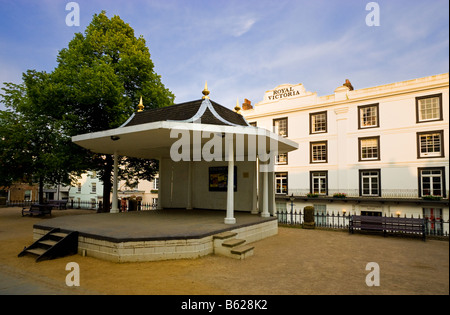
[{"x1": 0, "y1": 207, "x2": 448, "y2": 295}]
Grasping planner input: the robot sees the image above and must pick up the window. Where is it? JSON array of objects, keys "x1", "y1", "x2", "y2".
[
  {"x1": 358, "y1": 104, "x2": 379, "y2": 129},
  {"x1": 418, "y1": 167, "x2": 446, "y2": 197},
  {"x1": 359, "y1": 136, "x2": 380, "y2": 161},
  {"x1": 276, "y1": 153, "x2": 288, "y2": 165},
  {"x1": 24, "y1": 190, "x2": 32, "y2": 201},
  {"x1": 359, "y1": 169, "x2": 381, "y2": 197},
  {"x1": 416, "y1": 94, "x2": 442, "y2": 123},
  {"x1": 249, "y1": 122, "x2": 257, "y2": 127},
  {"x1": 273, "y1": 118, "x2": 288, "y2": 137},
  {"x1": 310, "y1": 111, "x2": 327, "y2": 134},
  {"x1": 91, "y1": 183, "x2": 96, "y2": 194},
  {"x1": 310, "y1": 171, "x2": 328, "y2": 195},
  {"x1": 310, "y1": 141, "x2": 328, "y2": 163},
  {"x1": 77, "y1": 183, "x2": 81, "y2": 193},
  {"x1": 275, "y1": 172, "x2": 288, "y2": 194},
  {"x1": 90, "y1": 171, "x2": 97, "y2": 179},
  {"x1": 417, "y1": 130, "x2": 444, "y2": 158},
  {"x1": 153, "y1": 178, "x2": 159, "y2": 190}
]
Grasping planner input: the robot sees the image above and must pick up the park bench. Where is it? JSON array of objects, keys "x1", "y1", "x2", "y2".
[
  {"x1": 21, "y1": 204, "x2": 53, "y2": 217},
  {"x1": 48, "y1": 200, "x2": 68, "y2": 210},
  {"x1": 349, "y1": 215, "x2": 426, "y2": 241}
]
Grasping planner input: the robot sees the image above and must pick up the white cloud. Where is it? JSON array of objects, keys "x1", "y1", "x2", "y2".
[{"x1": 227, "y1": 17, "x2": 257, "y2": 37}]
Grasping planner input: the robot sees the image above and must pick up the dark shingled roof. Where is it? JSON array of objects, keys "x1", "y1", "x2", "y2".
[{"x1": 123, "y1": 99, "x2": 249, "y2": 127}]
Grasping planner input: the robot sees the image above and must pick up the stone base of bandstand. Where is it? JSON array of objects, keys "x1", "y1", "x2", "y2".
[{"x1": 32, "y1": 210, "x2": 278, "y2": 262}]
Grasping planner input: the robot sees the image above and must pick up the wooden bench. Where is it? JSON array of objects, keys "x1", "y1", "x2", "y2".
[
  {"x1": 22, "y1": 204, "x2": 54, "y2": 217},
  {"x1": 349, "y1": 215, "x2": 426, "y2": 241},
  {"x1": 48, "y1": 200, "x2": 68, "y2": 210}
]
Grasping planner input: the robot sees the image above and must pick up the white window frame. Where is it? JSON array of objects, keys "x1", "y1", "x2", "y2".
[
  {"x1": 275, "y1": 172, "x2": 288, "y2": 194},
  {"x1": 311, "y1": 171, "x2": 327, "y2": 195},
  {"x1": 273, "y1": 118, "x2": 288, "y2": 137},
  {"x1": 416, "y1": 94, "x2": 442, "y2": 123},
  {"x1": 310, "y1": 111, "x2": 327, "y2": 134},
  {"x1": 276, "y1": 153, "x2": 288, "y2": 165},
  {"x1": 311, "y1": 141, "x2": 327, "y2": 163},
  {"x1": 360, "y1": 170, "x2": 381, "y2": 197},
  {"x1": 418, "y1": 131, "x2": 444, "y2": 158},
  {"x1": 359, "y1": 136, "x2": 380, "y2": 161},
  {"x1": 419, "y1": 168, "x2": 445, "y2": 197},
  {"x1": 359, "y1": 104, "x2": 379, "y2": 129}
]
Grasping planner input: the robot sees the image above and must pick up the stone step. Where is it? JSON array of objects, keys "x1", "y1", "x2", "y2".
[
  {"x1": 222, "y1": 238, "x2": 246, "y2": 248},
  {"x1": 231, "y1": 244, "x2": 254, "y2": 255},
  {"x1": 213, "y1": 231, "x2": 237, "y2": 240}
]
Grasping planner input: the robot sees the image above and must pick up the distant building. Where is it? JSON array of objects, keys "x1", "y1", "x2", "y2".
[
  {"x1": 68, "y1": 170, "x2": 159, "y2": 209},
  {"x1": 0, "y1": 182, "x2": 39, "y2": 203},
  {"x1": 241, "y1": 73, "x2": 449, "y2": 234}
]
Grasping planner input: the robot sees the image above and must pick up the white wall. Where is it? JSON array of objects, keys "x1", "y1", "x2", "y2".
[{"x1": 161, "y1": 159, "x2": 256, "y2": 211}]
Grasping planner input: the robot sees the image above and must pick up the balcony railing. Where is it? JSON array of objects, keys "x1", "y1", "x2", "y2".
[{"x1": 287, "y1": 189, "x2": 449, "y2": 200}]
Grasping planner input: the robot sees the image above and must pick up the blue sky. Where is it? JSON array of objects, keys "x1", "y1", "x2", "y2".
[{"x1": 0, "y1": 0, "x2": 448, "y2": 111}]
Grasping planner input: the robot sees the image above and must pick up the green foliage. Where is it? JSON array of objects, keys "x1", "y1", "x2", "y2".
[
  {"x1": 52, "y1": 11, "x2": 174, "y2": 134},
  {"x1": 0, "y1": 11, "x2": 174, "y2": 209}
]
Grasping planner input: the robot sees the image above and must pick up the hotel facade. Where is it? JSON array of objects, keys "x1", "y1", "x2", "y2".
[{"x1": 241, "y1": 73, "x2": 449, "y2": 234}]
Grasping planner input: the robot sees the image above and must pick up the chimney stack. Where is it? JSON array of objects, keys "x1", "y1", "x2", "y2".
[{"x1": 242, "y1": 99, "x2": 253, "y2": 110}]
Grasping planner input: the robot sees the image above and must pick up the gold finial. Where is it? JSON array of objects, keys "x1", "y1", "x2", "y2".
[
  {"x1": 202, "y1": 81, "x2": 210, "y2": 99},
  {"x1": 137, "y1": 96, "x2": 144, "y2": 112},
  {"x1": 234, "y1": 97, "x2": 241, "y2": 113}
]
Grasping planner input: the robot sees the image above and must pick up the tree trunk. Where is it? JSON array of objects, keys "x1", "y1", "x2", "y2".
[
  {"x1": 38, "y1": 177, "x2": 44, "y2": 204},
  {"x1": 100, "y1": 155, "x2": 113, "y2": 213}
]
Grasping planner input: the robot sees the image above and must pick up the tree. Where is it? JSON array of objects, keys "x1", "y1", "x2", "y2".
[
  {"x1": 50, "y1": 12, "x2": 174, "y2": 212},
  {"x1": 0, "y1": 74, "x2": 88, "y2": 202},
  {"x1": 1, "y1": 12, "x2": 174, "y2": 210}
]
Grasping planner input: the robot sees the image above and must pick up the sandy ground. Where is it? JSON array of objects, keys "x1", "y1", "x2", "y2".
[{"x1": 0, "y1": 207, "x2": 448, "y2": 295}]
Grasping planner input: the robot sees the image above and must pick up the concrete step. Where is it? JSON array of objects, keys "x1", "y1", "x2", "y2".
[
  {"x1": 231, "y1": 244, "x2": 254, "y2": 255},
  {"x1": 230, "y1": 244, "x2": 255, "y2": 259},
  {"x1": 213, "y1": 231, "x2": 237, "y2": 240},
  {"x1": 222, "y1": 238, "x2": 246, "y2": 248}
]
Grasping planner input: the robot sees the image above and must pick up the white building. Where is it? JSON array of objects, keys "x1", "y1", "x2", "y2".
[
  {"x1": 68, "y1": 170, "x2": 159, "y2": 210},
  {"x1": 241, "y1": 73, "x2": 449, "y2": 234}
]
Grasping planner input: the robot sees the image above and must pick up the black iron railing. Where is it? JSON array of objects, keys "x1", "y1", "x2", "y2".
[{"x1": 275, "y1": 209, "x2": 449, "y2": 237}]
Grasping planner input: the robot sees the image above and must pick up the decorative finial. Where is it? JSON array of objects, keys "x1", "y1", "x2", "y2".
[
  {"x1": 137, "y1": 96, "x2": 144, "y2": 112},
  {"x1": 234, "y1": 97, "x2": 241, "y2": 113},
  {"x1": 202, "y1": 81, "x2": 210, "y2": 99}
]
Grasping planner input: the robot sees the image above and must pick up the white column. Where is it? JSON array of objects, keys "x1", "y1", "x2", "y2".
[
  {"x1": 225, "y1": 138, "x2": 236, "y2": 224},
  {"x1": 187, "y1": 161, "x2": 193, "y2": 210},
  {"x1": 261, "y1": 167, "x2": 270, "y2": 217},
  {"x1": 157, "y1": 157, "x2": 163, "y2": 210},
  {"x1": 111, "y1": 151, "x2": 119, "y2": 213},
  {"x1": 251, "y1": 160, "x2": 258, "y2": 214}
]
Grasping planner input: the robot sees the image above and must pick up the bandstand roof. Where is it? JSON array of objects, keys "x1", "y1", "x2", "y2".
[{"x1": 72, "y1": 86, "x2": 298, "y2": 159}]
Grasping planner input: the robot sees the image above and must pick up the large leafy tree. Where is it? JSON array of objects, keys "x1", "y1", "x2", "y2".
[
  {"x1": 1, "y1": 12, "x2": 174, "y2": 211},
  {"x1": 0, "y1": 74, "x2": 88, "y2": 203},
  {"x1": 53, "y1": 12, "x2": 174, "y2": 212}
]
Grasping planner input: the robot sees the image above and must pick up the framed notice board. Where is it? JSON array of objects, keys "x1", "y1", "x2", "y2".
[{"x1": 209, "y1": 166, "x2": 237, "y2": 192}]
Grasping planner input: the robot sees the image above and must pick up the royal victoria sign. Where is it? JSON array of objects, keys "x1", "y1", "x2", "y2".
[{"x1": 264, "y1": 83, "x2": 307, "y2": 101}]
